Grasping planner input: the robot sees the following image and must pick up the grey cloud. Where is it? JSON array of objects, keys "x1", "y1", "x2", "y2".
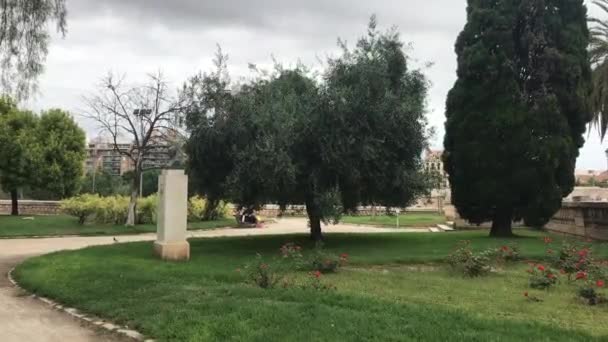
[{"x1": 30, "y1": 0, "x2": 605, "y2": 168}]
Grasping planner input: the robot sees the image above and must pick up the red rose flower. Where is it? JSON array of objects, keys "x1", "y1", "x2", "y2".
[
  {"x1": 501, "y1": 246, "x2": 509, "y2": 252},
  {"x1": 547, "y1": 273, "x2": 555, "y2": 279},
  {"x1": 537, "y1": 265, "x2": 545, "y2": 272},
  {"x1": 597, "y1": 280, "x2": 605, "y2": 288},
  {"x1": 575, "y1": 271, "x2": 587, "y2": 280}
]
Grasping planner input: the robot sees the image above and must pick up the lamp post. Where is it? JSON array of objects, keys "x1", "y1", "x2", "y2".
[{"x1": 134, "y1": 109, "x2": 153, "y2": 197}]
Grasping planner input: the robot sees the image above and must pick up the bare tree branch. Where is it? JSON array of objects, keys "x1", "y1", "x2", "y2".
[{"x1": 81, "y1": 71, "x2": 188, "y2": 226}]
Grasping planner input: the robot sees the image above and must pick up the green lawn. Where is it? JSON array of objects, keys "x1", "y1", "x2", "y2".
[
  {"x1": 341, "y1": 212, "x2": 446, "y2": 227},
  {"x1": 0, "y1": 215, "x2": 235, "y2": 237},
  {"x1": 14, "y1": 230, "x2": 608, "y2": 341}
]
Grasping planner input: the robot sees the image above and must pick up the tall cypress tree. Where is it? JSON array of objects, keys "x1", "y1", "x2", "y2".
[{"x1": 444, "y1": 0, "x2": 592, "y2": 237}]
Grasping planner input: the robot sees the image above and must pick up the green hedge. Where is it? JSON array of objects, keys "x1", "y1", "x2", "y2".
[{"x1": 61, "y1": 194, "x2": 231, "y2": 225}]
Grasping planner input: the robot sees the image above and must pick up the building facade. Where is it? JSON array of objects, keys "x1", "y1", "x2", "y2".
[
  {"x1": 85, "y1": 141, "x2": 134, "y2": 176},
  {"x1": 423, "y1": 149, "x2": 449, "y2": 189},
  {"x1": 85, "y1": 137, "x2": 175, "y2": 176}
]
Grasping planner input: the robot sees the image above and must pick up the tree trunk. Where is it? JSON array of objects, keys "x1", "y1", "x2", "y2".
[
  {"x1": 10, "y1": 189, "x2": 19, "y2": 216},
  {"x1": 126, "y1": 168, "x2": 139, "y2": 226},
  {"x1": 490, "y1": 208, "x2": 513, "y2": 237},
  {"x1": 305, "y1": 198, "x2": 323, "y2": 242},
  {"x1": 203, "y1": 198, "x2": 220, "y2": 221}
]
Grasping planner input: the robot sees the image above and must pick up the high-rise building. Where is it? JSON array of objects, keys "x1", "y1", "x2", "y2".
[
  {"x1": 84, "y1": 135, "x2": 178, "y2": 176},
  {"x1": 85, "y1": 139, "x2": 134, "y2": 176}
]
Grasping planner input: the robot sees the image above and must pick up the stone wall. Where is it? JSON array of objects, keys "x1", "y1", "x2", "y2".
[
  {"x1": 546, "y1": 202, "x2": 608, "y2": 241},
  {"x1": 239, "y1": 204, "x2": 442, "y2": 218},
  {"x1": 0, "y1": 200, "x2": 62, "y2": 216},
  {"x1": 1, "y1": 200, "x2": 443, "y2": 218}
]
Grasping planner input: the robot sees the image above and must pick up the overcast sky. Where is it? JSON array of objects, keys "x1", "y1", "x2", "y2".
[{"x1": 25, "y1": 0, "x2": 608, "y2": 170}]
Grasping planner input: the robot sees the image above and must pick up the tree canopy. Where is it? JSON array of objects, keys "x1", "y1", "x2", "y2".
[
  {"x1": 0, "y1": 0, "x2": 67, "y2": 100},
  {"x1": 589, "y1": 0, "x2": 608, "y2": 139},
  {"x1": 36, "y1": 109, "x2": 86, "y2": 198},
  {"x1": 0, "y1": 98, "x2": 85, "y2": 215},
  {"x1": 186, "y1": 19, "x2": 431, "y2": 240},
  {"x1": 444, "y1": 0, "x2": 592, "y2": 236},
  {"x1": 0, "y1": 97, "x2": 38, "y2": 214}
]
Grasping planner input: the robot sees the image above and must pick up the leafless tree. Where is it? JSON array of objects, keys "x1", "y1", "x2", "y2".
[{"x1": 83, "y1": 71, "x2": 186, "y2": 226}]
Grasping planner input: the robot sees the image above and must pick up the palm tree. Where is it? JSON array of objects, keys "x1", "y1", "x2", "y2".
[{"x1": 590, "y1": 0, "x2": 608, "y2": 140}]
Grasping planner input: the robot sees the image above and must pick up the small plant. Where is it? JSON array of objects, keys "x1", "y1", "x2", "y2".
[
  {"x1": 243, "y1": 254, "x2": 280, "y2": 289},
  {"x1": 496, "y1": 244, "x2": 520, "y2": 263},
  {"x1": 280, "y1": 242, "x2": 303, "y2": 259},
  {"x1": 574, "y1": 263, "x2": 607, "y2": 305},
  {"x1": 446, "y1": 240, "x2": 492, "y2": 277},
  {"x1": 577, "y1": 279, "x2": 606, "y2": 306},
  {"x1": 278, "y1": 242, "x2": 306, "y2": 270},
  {"x1": 555, "y1": 241, "x2": 593, "y2": 280},
  {"x1": 303, "y1": 270, "x2": 336, "y2": 291},
  {"x1": 309, "y1": 242, "x2": 348, "y2": 274},
  {"x1": 527, "y1": 263, "x2": 558, "y2": 290}
]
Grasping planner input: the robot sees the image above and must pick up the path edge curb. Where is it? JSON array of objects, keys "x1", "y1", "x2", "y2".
[{"x1": 7, "y1": 267, "x2": 154, "y2": 342}]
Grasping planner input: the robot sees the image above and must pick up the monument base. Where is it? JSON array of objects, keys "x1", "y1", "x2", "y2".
[{"x1": 154, "y1": 241, "x2": 190, "y2": 261}]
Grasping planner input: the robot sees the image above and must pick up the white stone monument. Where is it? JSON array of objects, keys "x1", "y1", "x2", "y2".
[{"x1": 154, "y1": 169, "x2": 190, "y2": 261}]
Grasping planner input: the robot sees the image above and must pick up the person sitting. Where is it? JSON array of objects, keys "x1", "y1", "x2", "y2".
[{"x1": 241, "y1": 207, "x2": 258, "y2": 225}]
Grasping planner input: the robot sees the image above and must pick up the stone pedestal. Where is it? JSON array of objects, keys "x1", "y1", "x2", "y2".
[{"x1": 154, "y1": 169, "x2": 190, "y2": 261}]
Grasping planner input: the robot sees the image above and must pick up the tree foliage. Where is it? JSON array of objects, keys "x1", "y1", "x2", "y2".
[
  {"x1": 186, "y1": 19, "x2": 431, "y2": 240},
  {"x1": 589, "y1": 0, "x2": 608, "y2": 139},
  {"x1": 0, "y1": 0, "x2": 67, "y2": 100},
  {"x1": 444, "y1": 0, "x2": 592, "y2": 236},
  {"x1": 36, "y1": 109, "x2": 86, "y2": 198},
  {"x1": 0, "y1": 97, "x2": 38, "y2": 214},
  {"x1": 0, "y1": 98, "x2": 85, "y2": 214}
]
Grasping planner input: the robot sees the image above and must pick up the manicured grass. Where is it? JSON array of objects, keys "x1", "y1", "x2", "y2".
[
  {"x1": 341, "y1": 212, "x2": 446, "y2": 227},
  {"x1": 0, "y1": 215, "x2": 235, "y2": 237},
  {"x1": 14, "y1": 230, "x2": 608, "y2": 341}
]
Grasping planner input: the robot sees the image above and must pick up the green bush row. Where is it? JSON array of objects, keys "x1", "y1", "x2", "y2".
[
  {"x1": 188, "y1": 195, "x2": 232, "y2": 222},
  {"x1": 61, "y1": 194, "x2": 231, "y2": 225}
]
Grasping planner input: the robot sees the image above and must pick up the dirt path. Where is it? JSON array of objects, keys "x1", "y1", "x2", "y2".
[{"x1": 0, "y1": 218, "x2": 423, "y2": 341}]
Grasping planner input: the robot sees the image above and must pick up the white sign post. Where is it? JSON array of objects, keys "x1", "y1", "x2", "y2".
[{"x1": 154, "y1": 169, "x2": 190, "y2": 261}]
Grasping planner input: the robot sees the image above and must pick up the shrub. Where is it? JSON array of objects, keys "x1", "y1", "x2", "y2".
[
  {"x1": 61, "y1": 194, "x2": 100, "y2": 225},
  {"x1": 527, "y1": 263, "x2": 558, "y2": 290},
  {"x1": 242, "y1": 254, "x2": 281, "y2": 289},
  {"x1": 309, "y1": 242, "x2": 348, "y2": 274},
  {"x1": 495, "y1": 244, "x2": 520, "y2": 263},
  {"x1": 137, "y1": 194, "x2": 158, "y2": 224},
  {"x1": 188, "y1": 196, "x2": 232, "y2": 221},
  {"x1": 578, "y1": 279, "x2": 607, "y2": 305},
  {"x1": 188, "y1": 196, "x2": 206, "y2": 221},
  {"x1": 447, "y1": 240, "x2": 492, "y2": 277},
  {"x1": 575, "y1": 264, "x2": 607, "y2": 305},
  {"x1": 554, "y1": 241, "x2": 593, "y2": 280},
  {"x1": 304, "y1": 270, "x2": 337, "y2": 291},
  {"x1": 94, "y1": 195, "x2": 130, "y2": 225}
]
